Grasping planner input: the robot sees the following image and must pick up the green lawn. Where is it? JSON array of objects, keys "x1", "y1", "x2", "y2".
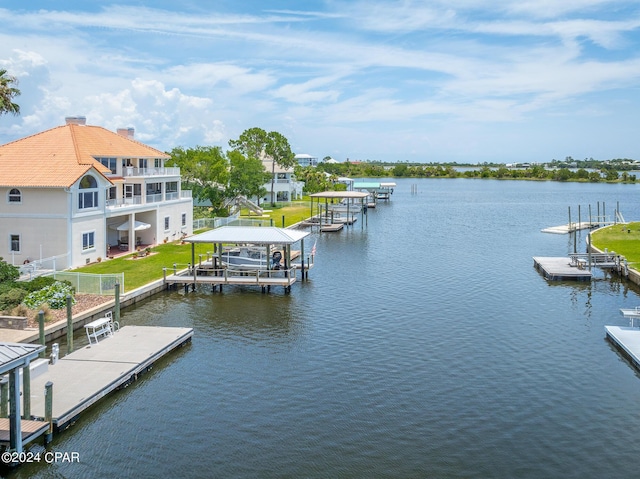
[
  {"x1": 591, "y1": 221, "x2": 640, "y2": 266},
  {"x1": 241, "y1": 200, "x2": 314, "y2": 227},
  {"x1": 72, "y1": 241, "x2": 215, "y2": 291}
]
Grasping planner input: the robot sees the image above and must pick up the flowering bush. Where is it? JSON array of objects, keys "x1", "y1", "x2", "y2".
[{"x1": 23, "y1": 281, "x2": 76, "y2": 310}]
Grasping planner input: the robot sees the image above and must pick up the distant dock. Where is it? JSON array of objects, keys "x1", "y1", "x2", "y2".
[
  {"x1": 27, "y1": 325, "x2": 192, "y2": 431},
  {"x1": 541, "y1": 222, "x2": 602, "y2": 234}
]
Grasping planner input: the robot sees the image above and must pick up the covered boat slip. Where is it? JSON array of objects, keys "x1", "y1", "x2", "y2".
[
  {"x1": 167, "y1": 226, "x2": 314, "y2": 292},
  {"x1": 353, "y1": 181, "x2": 396, "y2": 204},
  {"x1": 308, "y1": 191, "x2": 370, "y2": 231}
]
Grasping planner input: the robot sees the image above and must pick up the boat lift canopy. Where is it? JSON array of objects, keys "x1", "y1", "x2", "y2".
[{"x1": 184, "y1": 226, "x2": 310, "y2": 245}]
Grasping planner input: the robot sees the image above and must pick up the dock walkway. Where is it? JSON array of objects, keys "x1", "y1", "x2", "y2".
[
  {"x1": 605, "y1": 326, "x2": 640, "y2": 371},
  {"x1": 533, "y1": 256, "x2": 592, "y2": 281},
  {"x1": 27, "y1": 325, "x2": 192, "y2": 430}
]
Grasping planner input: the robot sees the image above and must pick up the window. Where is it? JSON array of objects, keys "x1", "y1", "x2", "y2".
[
  {"x1": 9, "y1": 234, "x2": 20, "y2": 253},
  {"x1": 164, "y1": 217, "x2": 170, "y2": 231},
  {"x1": 99, "y1": 157, "x2": 117, "y2": 174},
  {"x1": 8, "y1": 188, "x2": 21, "y2": 203},
  {"x1": 181, "y1": 213, "x2": 187, "y2": 227},
  {"x1": 166, "y1": 182, "x2": 178, "y2": 193},
  {"x1": 82, "y1": 232, "x2": 95, "y2": 250},
  {"x1": 78, "y1": 175, "x2": 99, "y2": 209},
  {"x1": 154, "y1": 158, "x2": 162, "y2": 168},
  {"x1": 146, "y1": 182, "x2": 162, "y2": 195}
]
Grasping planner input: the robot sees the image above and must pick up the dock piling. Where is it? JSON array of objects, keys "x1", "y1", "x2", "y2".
[
  {"x1": 38, "y1": 310, "x2": 45, "y2": 358},
  {"x1": 66, "y1": 295, "x2": 73, "y2": 354},
  {"x1": 44, "y1": 381, "x2": 53, "y2": 444}
]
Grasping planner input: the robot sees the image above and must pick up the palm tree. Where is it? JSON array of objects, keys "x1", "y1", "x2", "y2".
[{"x1": 0, "y1": 69, "x2": 21, "y2": 116}]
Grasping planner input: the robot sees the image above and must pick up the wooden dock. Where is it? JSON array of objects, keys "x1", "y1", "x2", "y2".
[
  {"x1": 164, "y1": 266, "x2": 298, "y2": 292},
  {"x1": 533, "y1": 257, "x2": 592, "y2": 281},
  {"x1": 605, "y1": 326, "x2": 640, "y2": 371},
  {"x1": 27, "y1": 325, "x2": 192, "y2": 431},
  {"x1": 541, "y1": 222, "x2": 600, "y2": 234},
  {"x1": 320, "y1": 223, "x2": 343, "y2": 232}
]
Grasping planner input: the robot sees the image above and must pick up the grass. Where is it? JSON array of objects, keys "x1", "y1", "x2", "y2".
[
  {"x1": 75, "y1": 202, "x2": 315, "y2": 290},
  {"x1": 591, "y1": 221, "x2": 640, "y2": 265},
  {"x1": 241, "y1": 200, "x2": 313, "y2": 227},
  {"x1": 72, "y1": 241, "x2": 215, "y2": 291}
]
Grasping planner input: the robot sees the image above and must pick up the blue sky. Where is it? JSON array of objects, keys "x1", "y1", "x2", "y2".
[{"x1": 1, "y1": 1, "x2": 640, "y2": 163}]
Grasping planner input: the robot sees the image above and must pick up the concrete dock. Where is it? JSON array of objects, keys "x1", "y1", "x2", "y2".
[
  {"x1": 27, "y1": 325, "x2": 192, "y2": 430},
  {"x1": 605, "y1": 325, "x2": 640, "y2": 370}
]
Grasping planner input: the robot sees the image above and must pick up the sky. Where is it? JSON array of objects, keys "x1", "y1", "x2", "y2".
[{"x1": 1, "y1": 1, "x2": 640, "y2": 164}]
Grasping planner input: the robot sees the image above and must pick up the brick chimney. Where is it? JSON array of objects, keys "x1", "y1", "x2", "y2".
[
  {"x1": 117, "y1": 127, "x2": 135, "y2": 139},
  {"x1": 65, "y1": 116, "x2": 86, "y2": 125}
]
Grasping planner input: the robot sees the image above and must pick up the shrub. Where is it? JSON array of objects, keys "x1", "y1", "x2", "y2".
[
  {"x1": 23, "y1": 281, "x2": 76, "y2": 310},
  {"x1": 0, "y1": 288, "x2": 28, "y2": 311},
  {"x1": 10, "y1": 303, "x2": 29, "y2": 317},
  {"x1": 0, "y1": 257, "x2": 19, "y2": 283},
  {"x1": 22, "y1": 276, "x2": 58, "y2": 292}
]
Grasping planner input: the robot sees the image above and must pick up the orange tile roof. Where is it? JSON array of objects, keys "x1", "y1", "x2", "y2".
[{"x1": 0, "y1": 123, "x2": 169, "y2": 188}]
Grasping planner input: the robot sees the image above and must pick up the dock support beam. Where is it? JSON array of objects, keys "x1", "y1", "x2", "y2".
[{"x1": 9, "y1": 369, "x2": 22, "y2": 453}]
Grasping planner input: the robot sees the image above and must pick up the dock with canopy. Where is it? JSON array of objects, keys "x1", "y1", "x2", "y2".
[
  {"x1": 308, "y1": 191, "x2": 370, "y2": 231},
  {"x1": 164, "y1": 226, "x2": 313, "y2": 293}
]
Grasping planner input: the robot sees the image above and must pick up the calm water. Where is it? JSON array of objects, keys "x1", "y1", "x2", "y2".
[{"x1": 9, "y1": 179, "x2": 640, "y2": 479}]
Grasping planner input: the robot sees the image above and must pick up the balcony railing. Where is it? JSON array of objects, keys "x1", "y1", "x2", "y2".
[
  {"x1": 106, "y1": 189, "x2": 192, "y2": 209},
  {"x1": 122, "y1": 167, "x2": 180, "y2": 177}
]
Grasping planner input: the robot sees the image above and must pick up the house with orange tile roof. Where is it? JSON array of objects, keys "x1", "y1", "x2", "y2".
[{"x1": 0, "y1": 116, "x2": 192, "y2": 270}]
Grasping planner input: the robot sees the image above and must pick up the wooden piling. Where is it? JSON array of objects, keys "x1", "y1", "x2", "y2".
[
  {"x1": 38, "y1": 310, "x2": 45, "y2": 358},
  {"x1": 66, "y1": 295, "x2": 73, "y2": 354},
  {"x1": 22, "y1": 366, "x2": 30, "y2": 419},
  {"x1": 44, "y1": 381, "x2": 53, "y2": 444},
  {"x1": 0, "y1": 378, "x2": 7, "y2": 418}
]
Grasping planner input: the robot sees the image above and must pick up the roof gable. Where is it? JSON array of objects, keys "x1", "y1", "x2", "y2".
[{"x1": 0, "y1": 123, "x2": 169, "y2": 188}]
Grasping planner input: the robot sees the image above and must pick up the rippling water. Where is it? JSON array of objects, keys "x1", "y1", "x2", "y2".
[{"x1": 11, "y1": 179, "x2": 640, "y2": 479}]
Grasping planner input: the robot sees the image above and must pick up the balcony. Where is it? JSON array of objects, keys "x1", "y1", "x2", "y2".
[
  {"x1": 106, "y1": 190, "x2": 192, "y2": 209},
  {"x1": 121, "y1": 167, "x2": 180, "y2": 177}
]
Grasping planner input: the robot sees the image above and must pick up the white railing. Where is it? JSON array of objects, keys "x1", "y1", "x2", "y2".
[
  {"x1": 122, "y1": 167, "x2": 180, "y2": 177},
  {"x1": 17, "y1": 253, "x2": 70, "y2": 279},
  {"x1": 107, "y1": 197, "x2": 142, "y2": 208}
]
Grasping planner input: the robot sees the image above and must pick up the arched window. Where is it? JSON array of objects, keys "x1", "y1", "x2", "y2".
[
  {"x1": 78, "y1": 175, "x2": 99, "y2": 209},
  {"x1": 8, "y1": 188, "x2": 21, "y2": 203}
]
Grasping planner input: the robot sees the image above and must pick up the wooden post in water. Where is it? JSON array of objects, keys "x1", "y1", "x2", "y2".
[
  {"x1": 114, "y1": 282, "x2": 121, "y2": 326},
  {"x1": 66, "y1": 294, "x2": 73, "y2": 354},
  {"x1": 568, "y1": 206, "x2": 572, "y2": 232},
  {"x1": 588, "y1": 233, "x2": 592, "y2": 270},
  {"x1": 38, "y1": 310, "x2": 45, "y2": 358},
  {"x1": 0, "y1": 377, "x2": 7, "y2": 417},
  {"x1": 578, "y1": 205, "x2": 581, "y2": 229},
  {"x1": 22, "y1": 366, "x2": 30, "y2": 419},
  {"x1": 44, "y1": 381, "x2": 53, "y2": 444}
]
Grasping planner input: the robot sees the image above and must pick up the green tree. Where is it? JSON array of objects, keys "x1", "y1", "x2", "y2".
[
  {"x1": 227, "y1": 150, "x2": 270, "y2": 203},
  {"x1": 167, "y1": 146, "x2": 230, "y2": 216},
  {"x1": 0, "y1": 70, "x2": 20, "y2": 116},
  {"x1": 229, "y1": 128, "x2": 295, "y2": 206}
]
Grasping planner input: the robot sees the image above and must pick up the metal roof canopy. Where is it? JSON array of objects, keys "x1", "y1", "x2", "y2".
[
  {"x1": 309, "y1": 191, "x2": 369, "y2": 199},
  {"x1": 0, "y1": 342, "x2": 45, "y2": 375},
  {"x1": 185, "y1": 226, "x2": 310, "y2": 245}
]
